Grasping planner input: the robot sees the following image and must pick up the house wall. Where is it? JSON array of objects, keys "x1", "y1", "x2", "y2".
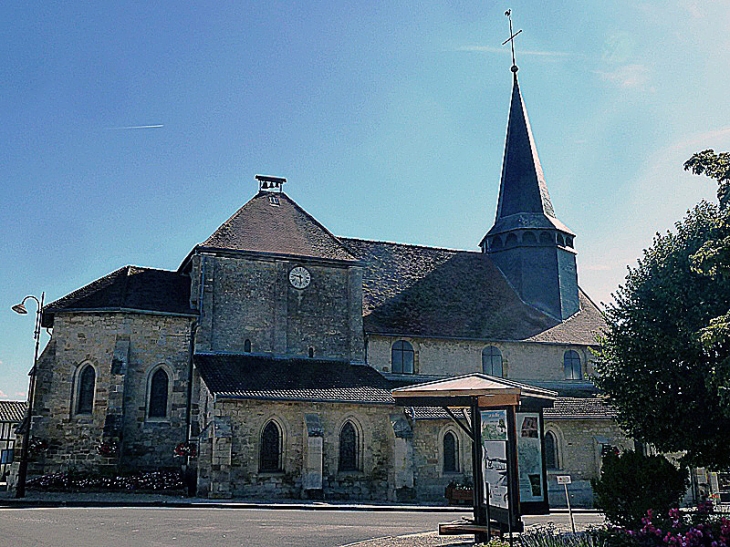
[{"x1": 29, "y1": 312, "x2": 193, "y2": 475}]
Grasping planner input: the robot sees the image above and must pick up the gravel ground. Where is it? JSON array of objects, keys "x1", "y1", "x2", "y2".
[{"x1": 343, "y1": 531, "x2": 474, "y2": 547}]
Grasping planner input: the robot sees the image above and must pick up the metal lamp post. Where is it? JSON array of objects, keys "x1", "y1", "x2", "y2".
[{"x1": 11, "y1": 292, "x2": 45, "y2": 498}]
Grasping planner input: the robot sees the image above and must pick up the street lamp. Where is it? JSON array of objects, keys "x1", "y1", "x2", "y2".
[{"x1": 11, "y1": 292, "x2": 45, "y2": 498}]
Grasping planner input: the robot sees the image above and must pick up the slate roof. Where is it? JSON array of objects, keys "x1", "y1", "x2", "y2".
[
  {"x1": 195, "y1": 354, "x2": 396, "y2": 404},
  {"x1": 486, "y1": 75, "x2": 572, "y2": 239},
  {"x1": 543, "y1": 396, "x2": 617, "y2": 419},
  {"x1": 341, "y1": 238, "x2": 604, "y2": 344},
  {"x1": 42, "y1": 266, "x2": 195, "y2": 327},
  {"x1": 0, "y1": 401, "x2": 26, "y2": 423},
  {"x1": 405, "y1": 395, "x2": 615, "y2": 421},
  {"x1": 197, "y1": 191, "x2": 357, "y2": 262}
]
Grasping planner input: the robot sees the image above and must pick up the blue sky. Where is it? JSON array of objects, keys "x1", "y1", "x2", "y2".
[{"x1": 2, "y1": 1, "x2": 729, "y2": 399}]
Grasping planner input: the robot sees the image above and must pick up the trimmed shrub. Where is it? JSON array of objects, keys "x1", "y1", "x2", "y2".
[{"x1": 591, "y1": 450, "x2": 688, "y2": 527}]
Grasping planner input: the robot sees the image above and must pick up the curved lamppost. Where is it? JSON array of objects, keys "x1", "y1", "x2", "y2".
[{"x1": 11, "y1": 292, "x2": 44, "y2": 498}]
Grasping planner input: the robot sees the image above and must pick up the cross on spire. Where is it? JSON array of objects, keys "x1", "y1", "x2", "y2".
[{"x1": 502, "y1": 9, "x2": 522, "y2": 73}]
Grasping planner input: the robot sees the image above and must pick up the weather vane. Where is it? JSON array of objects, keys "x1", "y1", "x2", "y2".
[{"x1": 502, "y1": 9, "x2": 522, "y2": 73}]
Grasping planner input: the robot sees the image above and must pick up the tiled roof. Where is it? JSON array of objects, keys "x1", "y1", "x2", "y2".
[
  {"x1": 405, "y1": 395, "x2": 615, "y2": 420},
  {"x1": 199, "y1": 192, "x2": 357, "y2": 262},
  {"x1": 42, "y1": 266, "x2": 195, "y2": 327},
  {"x1": 341, "y1": 238, "x2": 604, "y2": 344},
  {"x1": 544, "y1": 396, "x2": 617, "y2": 419},
  {"x1": 195, "y1": 354, "x2": 396, "y2": 404},
  {"x1": 0, "y1": 401, "x2": 26, "y2": 423}
]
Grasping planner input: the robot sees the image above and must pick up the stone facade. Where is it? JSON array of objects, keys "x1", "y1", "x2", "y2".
[{"x1": 29, "y1": 312, "x2": 193, "y2": 474}]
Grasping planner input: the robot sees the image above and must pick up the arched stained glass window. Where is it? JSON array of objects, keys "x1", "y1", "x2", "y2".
[
  {"x1": 564, "y1": 350, "x2": 582, "y2": 380},
  {"x1": 339, "y1": 421, "x2": 359, "y2": 472},
  {"x1": 545, "y1": 431, "x2": 558, "y2": 470},
  {"x1": 482, "y1": 346, "x2": 503, "y2": 377},
  {"x1": 391, "y1": 341, "x2": 414, "y2": 374},
  {"x1": 76, "y1": 365, "x2": 95, "y2": 415},
  {"x1": 259, "y1": 421, "x2": 282, "y2": 472},
  {"x1": 443, "y1": 431, "x2": 459, "y2": 473},
  {"x1": 148, "y1": 368, "x2": 169, "y2": 419}
]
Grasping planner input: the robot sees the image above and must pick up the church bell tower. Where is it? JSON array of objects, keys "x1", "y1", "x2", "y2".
[{"x1": 480, "y1": 19, "x2": 579, "y2": 321}]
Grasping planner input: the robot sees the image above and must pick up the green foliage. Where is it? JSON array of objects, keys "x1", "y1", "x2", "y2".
[
  {"x1": 591, "y1": 451, "x2": 688, "y2": 528},
  {"x1": 596, "y1": 150, "x2": 730, "y2": 468}
]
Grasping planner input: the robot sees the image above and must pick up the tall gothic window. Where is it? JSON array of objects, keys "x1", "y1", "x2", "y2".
[
  {"x1": 443, "y1": 431, "x2": 459, "y2": 473},
  {"x1": 564, "y1": 350, "x2": 582, "y2": 380},
  {"x1": 259, "y1": 421, "x2": 282, "y2": 472},
  {"x1": 391, "y1": 340, "x2": 414, "y2": 374},
  {"x1": 339, "y1": 421, "x2": 359, "y2": 472},
  {"x1": 148, "y1": 368, "x2": 169, "y2": 419},
  {"x1": 545, "y1": 430, "x2": 558, "y2": 469},
  {"x1": 76, "y1": 365, "x2": 96, "y2": 415},
  {"x1": 482, "y1": 346, "x2": 503, "y2": 377}
]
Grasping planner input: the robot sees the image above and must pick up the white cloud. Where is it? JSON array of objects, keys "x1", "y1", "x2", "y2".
[
  {"x1": 594, "y1": 64, "x2": 652, "y2": 90},
  {"x1": 0, "y1": 390, "x2": 8, "y2": 399}
]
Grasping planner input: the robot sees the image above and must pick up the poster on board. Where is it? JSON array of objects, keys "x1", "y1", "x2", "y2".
[
  {"x1": 516, "y1": 412, "x2": 544, "y2": 503},
  {"x1": 481, "y1": 409, "x2": 509, "y2": 509}
]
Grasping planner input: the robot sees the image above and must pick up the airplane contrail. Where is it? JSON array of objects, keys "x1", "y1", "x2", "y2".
[{"x1": 108, "y1": 124, "x2": 164, "y2": 130}]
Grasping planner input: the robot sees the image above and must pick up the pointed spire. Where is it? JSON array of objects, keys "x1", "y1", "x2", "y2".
[{"x1": 494, "y1": 74, "x2": 556, "y2": 223}]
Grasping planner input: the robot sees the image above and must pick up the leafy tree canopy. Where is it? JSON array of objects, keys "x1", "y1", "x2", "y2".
[{"x1": 596, "y1": 150, "x2": 730, "y2": 469}]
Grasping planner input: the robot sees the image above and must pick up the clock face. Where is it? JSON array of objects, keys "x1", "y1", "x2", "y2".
[{"x1": 289, "y1": 266, "x2": 311, "y2": 289}]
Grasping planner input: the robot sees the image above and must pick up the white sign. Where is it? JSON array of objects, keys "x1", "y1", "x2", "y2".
[{"x1": 557, "y1": 475, "x2": 572, "y2": 485}]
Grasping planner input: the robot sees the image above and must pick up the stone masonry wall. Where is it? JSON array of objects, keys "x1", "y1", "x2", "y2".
[
  {"x1": 544, "y1": 417, "x2": 633, "y2": 508},
  {"x1": 196, "y1": 394, "x2": 397, "y2": 501},
  {"x1": 30, "y1": 312, "x2": 193, "y2": 476},
  {"x1": 367, "y1": 335, "x2": 596, "y2": 382},
  {"x1": 193, "y1": 253, "x2": 364, "y2": 362}
]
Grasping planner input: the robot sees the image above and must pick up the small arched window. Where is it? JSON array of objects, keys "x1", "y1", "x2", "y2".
[
  {"x1": 259, "y1": 421, "x2": 282, "y2": 472},
  {"x1": 443, "y1": 431, "x2": 459, "y2": 473},
  {"x1": 76, "y1": 365, "x2": 96, "y2": 415},
  {"x1": 482, "y1": 346, "x2": 503, "y2": 377},
  {"x1": 339, "y1": 421, "x2": 359, "y2": 472},
  {"x1": 545, "y1": 430, "x2": 558, "y2": 470},
  {"x1": 244, "y1": 339, "x2": 252, "y2": 353},
  {"x1": 391, "y1": 340, "x2": 414, "y2": 374},
  {"x1": 308, "y1": 347, "x2": 315, "y2": 358},
  {"x1": 564, "y1": 350, "x2": 582, "y2": 380},
  {"x1": 148, "y1": 368, "x2": 169, "y2": 419}
]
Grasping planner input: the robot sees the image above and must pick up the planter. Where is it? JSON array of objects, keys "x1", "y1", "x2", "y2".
[{"x1": 445, "y1": 484, "x2": 473, "y2": 506}]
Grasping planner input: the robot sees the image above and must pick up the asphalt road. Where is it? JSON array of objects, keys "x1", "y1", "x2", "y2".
[
  {"x1": 0, "y1": 506, "x2": 606, "y2": 547},
  {"x1": 0, "y1": 507, "x2": 472, "y2": 547}
]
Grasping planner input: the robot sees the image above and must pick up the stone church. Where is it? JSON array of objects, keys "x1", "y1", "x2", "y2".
[{"x1": 21, "y1": 68, "x2": 630, "y2": 506}]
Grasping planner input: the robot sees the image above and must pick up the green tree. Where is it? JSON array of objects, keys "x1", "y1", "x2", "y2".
[{"x1": 596, "y1": 150, "x2": 730, "y2": 468}]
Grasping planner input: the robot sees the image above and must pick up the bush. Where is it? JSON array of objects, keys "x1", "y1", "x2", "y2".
[{"x1": 591, "y1": 451, "x2": 688, "y2": 527}]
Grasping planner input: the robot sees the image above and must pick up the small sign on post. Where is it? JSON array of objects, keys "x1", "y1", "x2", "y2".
[{"x1": 557, "y1": 476, "x2": 576, "y2": 534}]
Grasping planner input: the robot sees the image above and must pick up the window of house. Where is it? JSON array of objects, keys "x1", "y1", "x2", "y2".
[
  {"x1": 259, "y1": 421, "x2": 282, "y2": 472},
  {"x1": 339, "y1": 421, "x2": 359, "y2": 472},
  {"x1": 76, "y1": 365, "x2": 96, "y2": 415},
  {"x1": 564, "y1": 350, "x2": 582, "y2": 380},
  {"x1": 244, "y1": 339, "x2": 252, "y2": 353},
  {"x1": 443, "y1": 431, "x2": 459, "y2": 473},
  {"x1": 391, "y1": 340, "x2": 414, "y2": 374},
  {"x1": 482, "y1": 346, "x2": 503, "y2": 377},
  {"x1": 545, "y1": 430, "x2": 558, "y2": 469},
  {"x1": 148, "y1": 368, "x2": 169, "y2": 419}
]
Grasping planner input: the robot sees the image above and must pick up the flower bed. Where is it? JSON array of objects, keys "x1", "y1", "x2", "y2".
[{"x1": 27, "y1": 469, "x2": 185, "y2": 493}]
